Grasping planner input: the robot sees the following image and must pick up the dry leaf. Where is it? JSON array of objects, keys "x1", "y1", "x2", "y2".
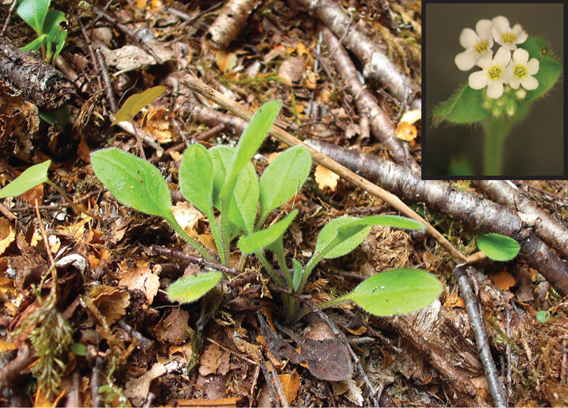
[
  {"x1": 119, "y1": 260, "x2": 160, "y2": 304},
  {"x1": 215, "y1": 50, "x2": 238, "y2": 73},
  {"x1": 141, "y1": 107, "x2": 174, "y2": 143},
  {"x1": 172, "y1": 202, "x2": 202, "y2": 236},
  {"x1": 400, "y1": 109, "x2": 421, "y2": 124},
  {"x1": 491, "y1": 269, "x2": 516, "y2": 291},
  {"x1": 89, "y1": 285, "x2": 131, "y2": 325},
  {"x1": 443, "y1": 291, "x2": 466, "y2": 308},
  {"x1": 199, "y1": 343, "x2": 230, "y2": 376},
  {"x1": 124, "y1": 362, "x2": 166, "y2": 401},
  {"x1": 314, "y1": 165, "x2": 340, "y2": 191},
  {"x1": 280, "y1": 372, "x2": 301, "y2": 404},
  {"x1": 279, "y1": 57, "x2": 304, "y2": 86},
  {"x1": 0, "y1": 218, "x2": 15, "y2": 256},
  {"x1": 21, "y1": 183, "x2": 44, "y2": 205},
  {"x1": 396, "y1": 122, "x2": 417, "y2": 141},
  {"x1": 155, "y1": 308, "x2": 191, "y2": 345},
  {"x1": 332, "y1": 379, "x2": 363, "y2": 406}
]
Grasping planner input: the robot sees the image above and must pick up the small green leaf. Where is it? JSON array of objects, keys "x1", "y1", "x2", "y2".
[
  {"x1": 70, "y1": 343, "x2": 87, "y2": 356},
  {"x1": 259, "y1": 146, "x2": 311, "y2": 225},
  {"x1": 43, "y1": 10, "x2": 67, "y2": 64},
  {"x1": 20, "y1": 34, "x2": 46, "y2": 51},
  {"x1": 167, "y1": 272, "x2": 223, "y2": 304},
  {"x1": 342, "y1": 269, "x2": 442, "y2": 316},
  {"x1": 477, "y1": 233, "x2": 520, "y2": 261},
  {"x1": 111, "y1": 86, "x2": 167, "y2": 125},
  {"x1": 219, "y1": 101, "x2": 281, "y2": 218},
  {"x1": 316, "y1": 215, "x2": 425, "y2": 259},
  {"x1": 432, "y1": 84, "x2": 490, "y2": 125},
  {"x1": 91, "y1": 148, "x2": 171, "y2": 218},
  {"x1": 292, "y1": 259, "x2": 303, "y2": 291},
  {"x1": 179, "y1": 143, "x2": 214, "y2": 218},
  {"x1": 238, "y1": 210, "x2": 298, "y2": 253},
  {"x1": 0, "y1": 160, "x2": 50, "y2": 199},
  {"x1": 536, "y1": 310, "x2": 550, "y2": 323},
  {"x1": 39, "y1": 105, "x2": 69, "y2": 130},
  {"x1": 230, "y1": 162, "x2": 259, "y2": 235},
  {"x1": 518, "y1": 37, "x2": 563, "y2": 102},
  {"x1": 210, "y1": 146, "x2": 234, "y2": 210},
  {"x1": 17, "y1": 0, "x2": 50, "y2": 36}
]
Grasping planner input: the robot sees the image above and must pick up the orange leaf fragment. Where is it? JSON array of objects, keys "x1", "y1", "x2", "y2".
[
  {"x1": 0, "y1": 218, "x2": 15, "y2": 256},
  {"x1": 396, "y1": 122, "x2": 417, "y2": 141},
  {"x1": 280, "y1": 371, "x2": 301, "y2": 404},
  {"x1": 314, "y1": 164, "x2": 340, "y2": 191},
  {"x1": 215, "y1": 50, "x2": 238, "y2": 73},
  {"x1": 443, "y1": 291, "x2": 466, "y2": 308},
  {"x1": 491, "y1": 269, "x2": 516, "y2": 291}
]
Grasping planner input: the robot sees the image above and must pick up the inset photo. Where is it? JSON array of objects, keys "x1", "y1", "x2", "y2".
[{"x1": 424, "y1": 3, "x2": 564, "y2": 178}]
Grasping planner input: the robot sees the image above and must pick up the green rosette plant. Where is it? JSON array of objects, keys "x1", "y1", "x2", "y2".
[{"x1": 432, "y1": 16, "x2": 563, "y2": 175}]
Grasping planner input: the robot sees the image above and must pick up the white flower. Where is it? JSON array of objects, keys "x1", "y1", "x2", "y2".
[
  {"x1": 469, "y1": 47, "x2": 512, "y2": 99},
  {"x1": 507, "y1": 48, "x2": 539, "y2": 90},
  {"x1": 491, "y1": 16, "x2": 528, "y2": 50},
  {"x1": 455, "y1": 19, "x2": 494, "y2": 71}
]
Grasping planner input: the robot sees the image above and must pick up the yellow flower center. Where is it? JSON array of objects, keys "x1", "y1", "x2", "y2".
[
  {"x1": 502, "y1": 33, "x2": 516, "y2": 44},
  {"x1": 514, "y1": 65, "x2": 527, "y2": 79},
  {"x1": 474, "y1": 40, "x2": 489, "y2": 54},
  {"x1": 488, "y1": 66, "x2": 502, "y2": 80}
]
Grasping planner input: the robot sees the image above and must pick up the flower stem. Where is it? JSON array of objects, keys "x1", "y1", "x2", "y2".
[{"x1": 482, "y1": 119, "x2": 507, "y2": 176}]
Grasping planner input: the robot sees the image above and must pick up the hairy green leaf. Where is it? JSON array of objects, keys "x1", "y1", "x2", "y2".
[
  {"x1": 432, "y1": 84, "x2": 490, "y2": 125},
  {"x1": 230, "y1": 162, "x2": 259, "y2": 235},
  {"x1": 210, "y1": 146, "x2": 233, "y2": 210},
  {"x1": 17, "y1": 0, "x2": 50, "y2": 36},
  {"x1": 342, "y1": 269, "x2": 442, "y2": 316},
  {"x1": 477, "y1": 233, "x2": 520, "y2": 261},
  {"x1": 238, "y1": 210, "x2": 298, "y2": 253},
  {"x1": 179, "y1": 143, "x2": 214, "y2": 218},
  {"x1": 91, "y1": 148, "x2": 172, "y2": 218},
  {"x1": 518, "y1": 37, "x2": 563, "y2": 102},
  {"x1": 167, "y1": 272, "x2": 223, "y2": 304},
  {"x1": 0, "y1": 160, "x2": 50, "y2": 199},
  {"x1": 112, "y1": 86, "x2": 167, "y2": 125},
  {"x1": 316, "y1": 215, "x2": 425, "y2": 259},
  {"x1": 536, "y1": 310, "x2": 550, "y2": 323},
  {"x1": 259, "y1": 145, "x2": 311, "y2": 225},
  {"x1": 292, "y1": 259, "x2": 303, "y2": 291}
]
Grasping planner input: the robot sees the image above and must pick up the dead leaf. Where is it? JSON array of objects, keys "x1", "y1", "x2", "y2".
[
  {"x1": 0, "y1": 218, "x2": 15, "y2": 256},
  {"x1": 332, "y1": 378, "x2": 363, "y2": 406},
  {"x1": 443, "y1": 291, "x2": 466, "y2": 308},
  {"x1": 124, "y1": 362, "x2": 166, "y2": 401},
  {"x1": 199, "y1": 343, "x2": 230, "y2": 376},
  {"x1": 279, "y1": 57, "x2": 304, "y2": 86},
  {"x1": 314, "y1": 165, "x2": 340, "y2": 191},
  {"x1": 280, "y1": 371, "x2": 301, "y2": 404},
  {"x1": 172, "y1": 202, "x2": 202, "y2": 236},
  {"x1": 491, "y1": 269, "x2": 516, "y2": 291},
  {"x1": 215, "y1": 50, "x2": 238, "y2": 73},
  {"x1": 155, "y1": 308, "x2": 191, "y2": 345},
  {"x1": 141, "y1": 107, "x2": 174, "y2": 143},
  {"x1": 88, "y1": 285, "x2": 131, "y2": 325},
  {"x1": 400, "y1": 109, "x2": 421, "y2": 124},
  {"x1": 21, "y1": 183, "x2": 44, "y2": 205},
  {"x1": 396, "y1": 122, "x2": 417, "y2": 141},
  {"x1": 119, "y1": 260, "x2": 160, "y2": 304}
]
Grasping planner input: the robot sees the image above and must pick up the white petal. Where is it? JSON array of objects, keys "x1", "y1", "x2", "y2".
[
  {"x1": 494, "y1": 47, "x2": 512, "y2": 65},
  {"x1": 527, "y1": 58, "x2": 539, "y2": 75},
  {"x1": 478, "y1": 50, "x2": 494, "y2": 63},
  {"x1": 501, "y1": 65, "x2": 513, "y2": 83},
  {"x1": 455, "y1": 49, "x2": 477, "y2": 71},
  {"x1": 476, "y1": 19, "x2": 493, "y2": 41},
  {"x1": 477, "y1": 57, "x2": 493, "y2": 70},
  {"x1": 492, "y1": 26, "x2": 504, "y2": 45},
  {"x1": 459, "y1": 28, "x2": 480, "y2": 49},
  {"x1": 487, "y1": 80, "x2": 504, "y2": 99},
  {"x1": 512, "y1": 25, "x2": 528, "y2": 44},
  {"x1": 492, "y1": 16, "x2": 511, "y2": 33},
  {"x1": 509, "y1": 77, "x2": 520, "y2": 89},
  {"x1": 499, "y1": 42, "x2": 517, "y2": 51},
  {"x1": 469, "y1": 70, "x2": 489, "y2": 89},
  {"x1": 521, "y1": 76, "x2": 539, "y2": 90},
  {"x1": 512, "y1": 48, "x2": 529, "y2": 64}
]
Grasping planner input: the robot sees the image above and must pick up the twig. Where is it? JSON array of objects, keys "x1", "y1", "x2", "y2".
[
  {"x1": 454, "y1": 265, "x2": 507, "y2": 407},
  {"x1": 45, "y1": 180, "x2": 104, "y2": 222},
  {"x1": 0, "y1": 0, "x2": 18, "y2": 37},
  {"x1": 0, "y1": 346, "x2": 33, "y2": 393},
  {"x1": 95, "y1": 48, "x2": 118, "y2": 112},
  {"x1": 179, "y1": 72, "x2": 467, "y2": 265}
]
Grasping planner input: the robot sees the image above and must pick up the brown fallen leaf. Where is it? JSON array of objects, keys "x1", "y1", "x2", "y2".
[
  {"x1": 491, "y1": 269, "x2": 516, "y2": 291},
  {"x1": 88, "y1": 285, "x2": 131, "y2": 326},
  {"x1": 314, "y1": 164, "x2": 340, "y2": 191},
  {"x1": 119, "y1": 260, "x2": 160, "y2": 304},
  {"x1": 0, "y1": 218, "x2": 15, "y2": 256},
  {"x1": 280, "y1": 371, "x2": 301, "y2": 404}
]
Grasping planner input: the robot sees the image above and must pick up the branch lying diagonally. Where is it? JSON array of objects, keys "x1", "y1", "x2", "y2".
[
  {"x1": 293, "y1": 0, "x2": 417, "y2": 104},
  {"x1": 321, "y1": 26, "x2": 420, "y2": 173},
  {"x1": 304, "y1": 139, "x2": 568, "y2": 297},
  {"x1": 475, "y1": 180, "x2": 568, "y2": 260}
]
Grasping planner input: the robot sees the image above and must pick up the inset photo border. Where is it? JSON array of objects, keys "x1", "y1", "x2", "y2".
[{"x1": 423, "y1": 2, "x2": 565, "y2": 179}]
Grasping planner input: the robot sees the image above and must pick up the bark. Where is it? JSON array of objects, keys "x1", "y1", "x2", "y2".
[
  {"x1": 475, "y1": 180, "x2": 568, "y2": 260},
  {"x1": 293, "y1": 0, "x2": 417, "y2": 103},
  {"x1": 304, "y1": 139, "x2": 568, "y2": 297},
  {"x1": 321, "y1": 26, "x2": 419, "y2": 172},
  {"x1": 190, "y1": 103, "x2": 248, "y2": 136},
  {"x1": 206, "y1": 0, "x2": 262, "y2": 50},
  {"x1": 0, "y1": 37, "x2": 75, "y2": 111}
]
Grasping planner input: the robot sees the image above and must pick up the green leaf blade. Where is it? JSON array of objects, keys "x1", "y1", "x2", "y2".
[
  {"x1": 17, "y1": 0, "x2": 50, "y2": 35},
  {"x1": 344, "y1": 269, "x2": 442, "y2": 316},
  {"x1": 230, "y1": 162, "x2": 259, "y2": 235},
  {"x1": 432, "y1": 84, "x2": 490, "y2": 125},
  {"x1": 167, "y1": 272, "x2": 223, "y2": 304},
  {"x1": 518, "y1": 37, "x2": 563, "y2": 102},
  {"x1": 238, "y1": 209, "x2": 298, "y2": 254},
  {"x1": 179, "y1": 143, "x2": 215, "y2": 217},
  {"x1": 91, "y1": 148, "x2": 172, "y2": 218},
  {"x1": 0, "y1": 160, "x2": 50, "y2": 199},
  {"x1": 259, "y1": 145, "x2": 311, "y2": 224},
  {"x1": 477, "y1": 233, "x2": 520, "y2": 261},
  {"x1": 112, "y1": 86, "x2": 167, "y2": 125}
]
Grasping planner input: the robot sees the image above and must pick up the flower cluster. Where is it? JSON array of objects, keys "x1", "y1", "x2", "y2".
[{"x1": 455, "y1": 16, "x2": 539, "y2": 100}]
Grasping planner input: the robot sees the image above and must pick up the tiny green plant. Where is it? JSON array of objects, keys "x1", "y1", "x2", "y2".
[
  {"x1": 92, "y1": 100, "x2": 442, "y2": 322},
  {"x1": 111, "y1": 86, "x2": 167, "y2": 160},
  {"x1": 0, "y1": 160, "x2": 101, "y2": 220},
  {"x1": 17, "y1": 0, "x2": 67, "y2": 65},
  {"x1": 432, "y1": 16, "x2": 563, "y2": 175},
  {"x1": 477, "y1": 232, "x2": 520, "y2": 261}
]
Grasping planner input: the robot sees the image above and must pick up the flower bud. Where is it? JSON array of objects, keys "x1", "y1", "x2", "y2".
[{"x1": 515, "y1": 88, "x2": 527, "y2": 100}]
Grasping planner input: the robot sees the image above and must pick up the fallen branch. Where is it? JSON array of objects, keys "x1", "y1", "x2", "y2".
[
  {"x1": 293, "y1": 0, "x2": 417, "y2": 104},
  {"x1": 454, "y1": 265, "x2": 507, "y2": 407},
  {"x1": 475, "y1": 180, "x2": 568, "y2": 260},
  {"x1": 206, "y1": 0, "x2": 262, "y2": 50},
  {"x1": 321, "y1": 25, "x2": 419, "y2": 172},
  {"x1": 303, "y1": 139, "x2": 568, "y2": 297}
]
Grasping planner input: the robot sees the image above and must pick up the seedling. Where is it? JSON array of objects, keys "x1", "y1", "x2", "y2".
[
  {"x1": 17, "y1": 0, "x2": 67, "y2": 65},
  {"x1": 111, "y1": 86, "x2": 167, "y2": 159},
  {"x1": 92, "y1": 100, "x2": 442, "y2": 322},
  {"x1": 477, "y1": 232, "x2": 520, "y2": 261},
  {"x1": 0, "y1": 160, "x2": 102, "y2": 221}
]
